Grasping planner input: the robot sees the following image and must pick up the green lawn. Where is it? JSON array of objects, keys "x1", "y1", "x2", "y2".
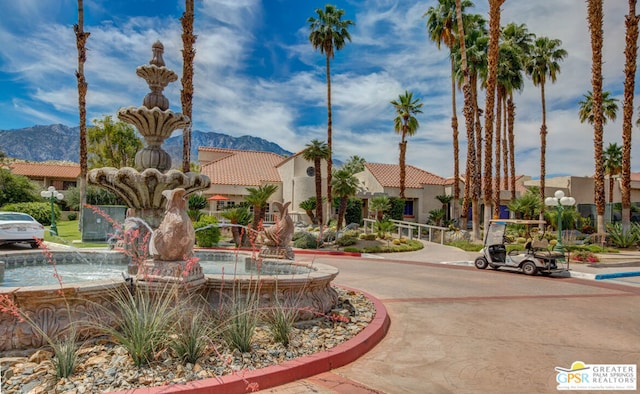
[{"x1": 44, "y1": 220, "x2": 109, "y2": 248}]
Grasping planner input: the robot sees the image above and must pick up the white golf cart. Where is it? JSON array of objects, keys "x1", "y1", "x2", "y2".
[{"x1": 474, "y1": 219, "x2": 569, "y2": 276}]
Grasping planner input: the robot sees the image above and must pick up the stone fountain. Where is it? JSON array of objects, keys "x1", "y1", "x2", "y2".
[
  {"x1": 88, "y1": 41, "x2": 210, "y2": 287},
  {"x1": 0, "y1": 41, "x2": 340, "y2": 354}
]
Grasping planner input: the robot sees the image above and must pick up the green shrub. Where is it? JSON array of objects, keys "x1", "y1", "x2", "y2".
[
  {"x1": 360, "y1": 233, "x2": 377, "y2": 241},
  {"x1": 194, "y1": 215, "x2": 221, "y2": 247},
  {"x1": 293, "y1": 232, "x2": 320, "y2": 249},
  {"x1": 67, "y1": 212, "x2": 78, "y2": 221},
  {"x1": 335, "y1": 235, "x2": 357, "y2": 247},
  {"x1": 606, "y1": 222, "x2": 638, "y2": 248},
  {"x1": 1, "y1": 202, "x2": 58, "y2": 225},
  {"x1": 345, "y1": 198, "x2": 362, "y2": 226},
  {"x1": 388, "y1": 197, "x2": 405, "y2": 221}
]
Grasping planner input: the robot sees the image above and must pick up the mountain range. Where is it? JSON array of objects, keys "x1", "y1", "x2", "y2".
[{"x1": 0, "y1": 124, "x2": 293, "y2": 163}]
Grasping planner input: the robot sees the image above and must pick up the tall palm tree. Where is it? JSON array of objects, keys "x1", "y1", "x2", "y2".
[
  {"x1": 454, "y1": 0, "x2": 483, "y2": 240},
  {"x1": 578, "y1": 91, "x2": 619, "y2": 125},
  {"x1": 603, "y1": 143, "x2": 623, "y2": 203},
  {"x1": 181, "y1": 0, "x2": 196, "y2": 173},
  {"x1": 391, "y1": 91, "x2": 424, "y2": 199},
  {"x1": 494, "y1": 42, "x2": 524, "y2": 218},
  {"x1": 302, "y1": 139, "x2": 330, "y2": 226},
  {"x1": 453, "y1": 13, "x2": 487, "y2": 239},
  {"x1": 501, "y1": 22, "x2": 533, "y2": 200},
  {"x1": 245, "y1": 184, "x2": 279, "y2": 231},
  {"x1": 525, "y1": 36, "x2": 567, "y2": 213},
  {"x1": 424, "y1": 0, "x2": 474, "y2": 222},
  {"x1": 621, "y1": 0, "x2": 639, "y2": 232},
  {"x1": 482, "y1": 0, "x2": 505, "y2": 224},
  {"x1": 587, "y1": 0, "x2": 606, "y2": 234},
  {"x1": 308, "y1": 5, "x2": 354, "y2": 212},
  {"x1": 331, "y1": 168, "x2": 359, "y2": 231},
  {"x1": 74, "y1": 0, "x2": 90, "y2": 230}
]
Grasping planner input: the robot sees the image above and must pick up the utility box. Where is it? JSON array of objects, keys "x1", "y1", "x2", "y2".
[{"x1": 81, "y1": 205, "x2": 127, "y2": 242}]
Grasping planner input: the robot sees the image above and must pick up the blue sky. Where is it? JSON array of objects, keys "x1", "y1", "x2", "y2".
[{"x1": 0, "y1": 0, "x2": 637, "y2": 179}]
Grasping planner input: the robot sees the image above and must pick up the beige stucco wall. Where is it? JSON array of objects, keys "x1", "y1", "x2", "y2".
[{"x1": 278, "y1": 156, "x2": 328, "y2": 222}]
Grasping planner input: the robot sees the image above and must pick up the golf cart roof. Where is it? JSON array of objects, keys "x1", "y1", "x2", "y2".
[{"x1": 488, "y1": 219, "x2": 547, "y2": 225}]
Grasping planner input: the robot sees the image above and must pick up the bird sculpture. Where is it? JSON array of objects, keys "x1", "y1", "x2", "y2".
[{"x1": 149, "y1": 188, "x2": 195, "y2": 261}]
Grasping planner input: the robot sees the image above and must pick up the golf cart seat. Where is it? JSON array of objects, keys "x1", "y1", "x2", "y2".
[{"x1": 530, "y1": 239, "x2": 564, "y2": 259}]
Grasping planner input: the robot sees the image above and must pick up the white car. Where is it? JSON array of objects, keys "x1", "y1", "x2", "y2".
[{"x1": 0, "y1": 212, "x2": 45, "y2": 248}]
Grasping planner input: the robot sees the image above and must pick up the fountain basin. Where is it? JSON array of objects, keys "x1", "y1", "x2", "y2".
[{"x1": 0, "y1": 249, "x2": 338, "y2": 354}]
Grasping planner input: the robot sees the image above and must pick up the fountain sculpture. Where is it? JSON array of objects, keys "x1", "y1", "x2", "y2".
[
  {"x1": 87, "y1": 41, "x2": 210, "y2": 286},
  {"x1": 0, "y1": 41, "x2": 339, "y2": 354},
  {"x1": 88, "y1": 41, "x2": 210, "y2": 230}
]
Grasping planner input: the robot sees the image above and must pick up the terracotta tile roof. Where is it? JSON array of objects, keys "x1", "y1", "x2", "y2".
[
  {"x1": 365, "y1": 163, "x2": 446, "y2": 188},
  {"x1": 199, "y1": 148, "x2": 285, "y2": 186},
  {"x1": 9, "y1": 162, "x2": 80, "y2": 179}
]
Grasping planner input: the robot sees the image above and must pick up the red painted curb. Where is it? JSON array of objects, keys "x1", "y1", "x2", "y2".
[{"x1": 107, "y1": 287, "x2": 390, "y2": 394}]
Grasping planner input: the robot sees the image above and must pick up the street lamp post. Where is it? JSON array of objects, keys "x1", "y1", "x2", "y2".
[
  {"x1": 40, "y1": 186, "x2": 64, "y2": 236},
  {"x1": 544, "y1": 190, "x2": 576, "y2": 253}
]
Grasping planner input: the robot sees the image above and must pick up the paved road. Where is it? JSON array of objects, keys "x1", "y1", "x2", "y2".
[{"x1": 266, "y1": 246, "x2": 640, "y2": 393}]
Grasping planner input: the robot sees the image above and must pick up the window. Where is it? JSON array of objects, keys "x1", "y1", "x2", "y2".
[
  {"x1": 404, "y1": 200, "x2": 414, "y2": 216},
  {"x1": 306, "y1": 166, "x2": 315, "y2": 177}
]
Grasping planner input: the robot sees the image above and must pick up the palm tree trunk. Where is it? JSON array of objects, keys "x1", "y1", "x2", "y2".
[
  {"x1": 337, "y1": 197, "x2": 347, "y2": 232},
  {"x1": 450, "y1": 55, "x2": 460, "y2": 222},
  {"x1": 181, "y1": 0, "x2": 196, "y2": 173},
  {"x1": 325, "y1": 54, "x2": 333, "y2": 212},
  {"x1": 502, "y1": 94, "x2": 508, "y2": 191},
  {"x1": 508, "y1": 94, "x2": 517, "y2": 201},
  {"x1": 621, "y1": 0, "x2": 639, "y2": 232},
  {"x1": 455, "y1": 0, "x2": 479, "y2": 239},
  {"x1": 540, "y1": 82, "x2": 547, "y2": 210},
  {"x1": 75, "y1": 0, "x2": 90, "y2": 231},
  {"x1": 483, "y1": 0, "x2": 503, "y2": 228},
  {"x1": 588, "y1": 0, "x2": 606, "y2": 234},
  {"x1": 472, "y1": 77, "x2": 482, "y2": 240},
  {"x1": 494, "y1": 89, "x2": 502, "y2": 219},
  {"x1": 399, "y1": 140, "x2": 407, "y2": 199},
  {"x1": 315, "y1": 159, "x2": 324, "y2": 225}
]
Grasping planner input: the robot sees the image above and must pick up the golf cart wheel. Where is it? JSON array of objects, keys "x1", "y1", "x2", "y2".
[
  {"x1": 474, "y1": 257, "x2": 489, "y2": 269},
  {"x1": 522, "y1": 261, "x2": 538, "y2": 276}
]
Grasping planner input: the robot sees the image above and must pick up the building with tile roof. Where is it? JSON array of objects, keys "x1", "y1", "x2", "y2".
[{"x1": 8, "y1": 162, "x2": 80, "y2": 192}]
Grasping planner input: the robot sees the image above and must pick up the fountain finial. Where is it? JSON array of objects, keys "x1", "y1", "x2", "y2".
[{"x1": 150, "y1": 40, "x2": 165, "y2": 67}]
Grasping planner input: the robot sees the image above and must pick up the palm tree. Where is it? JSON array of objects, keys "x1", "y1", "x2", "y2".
[
  {"x1": 308, "y1": 5, "x2": 354, "y2": 212},
  {"x1": 525, "y1": 36, "x2": 567, "y2": 213},
  {"x1": 424, "y1": 0, "x2": 473, "y2": 222},
  {"x1": 501, "y1": 22, "x2": 533, "y2": 200},
  {"x1": 331, "y1": 168, "x2": 359, "y2": 231},
  {"x1": 452, "y1": 12, "x2": 487, "y2": 240},
  {"x1": 342, "y1": 155, "x2": 366, "y2": 174},
  {"x1": 587, "y1": 0, "x2": 606, "y2": 234},
  {"x1": 578, "y1": 91, "x2": 619, "y2": 125},
  {"x1": 621, "y1": 0, "x2": 639, "y2": 232},
  {"x1": 74, "y1": 0, "x2": 90, "y2": 230},
  {"x1": 370, "y1": 195, "x2": 391, "y2": 222},
  {"x1": 244, "y1": 184, "x2": 278, "y2": 231},
  {"x1": 221, "y1": 207, "x2": 252, "y2": 247},
  {"x1": 494, "y1": 42, "x2": 523, "y2": 218},
  {"x1": 299, "y1": 197, "x2": 319, "y2": 224},
  {"x1": 456, "y1": 0, "x2": 480, "y2": 240},
  {"x1": 302, "y1": 139, "x2": 330, "y2": 226},
  {"x1": 181, "y1": 0, "x2": 196, "y2": 173},
  {"x1": 603, "y1": 143, "x2": 622, "y2": 204},
  {"x1": 482, "y1": 0, "x2": 504, "y2": 225},
  {"x1": 391, "y1": 91, "x2": 424, "y2": 199}
]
